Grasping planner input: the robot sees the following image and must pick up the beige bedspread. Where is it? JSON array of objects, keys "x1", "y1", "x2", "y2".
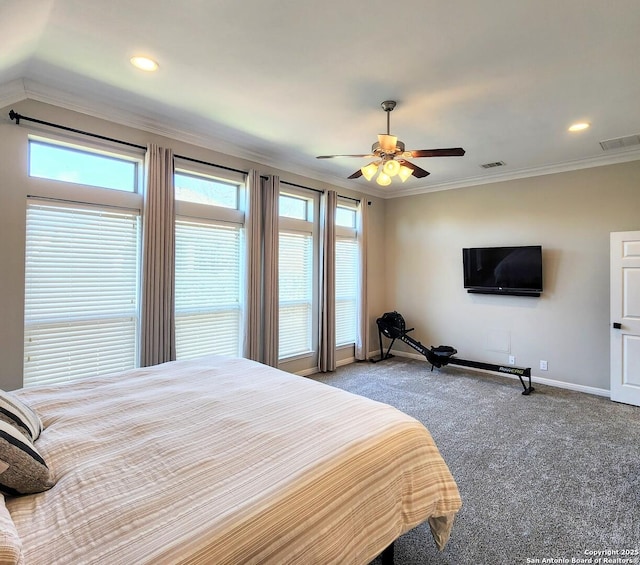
[{"x1": 7, "y1": 355, "x2": 461, "y2": 564}]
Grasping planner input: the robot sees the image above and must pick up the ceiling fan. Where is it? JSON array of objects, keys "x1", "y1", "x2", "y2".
[{"x1": 316, "y1": 100, "x2": 465, "y2": 186}]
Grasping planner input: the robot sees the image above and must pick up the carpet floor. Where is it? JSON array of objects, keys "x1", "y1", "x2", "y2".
[{"x1": 312, "y1": 358, "x2": 640, "y2": 565}]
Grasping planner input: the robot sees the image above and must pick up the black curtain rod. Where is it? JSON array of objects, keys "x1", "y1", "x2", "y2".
[
  {"x1": 280, "y1": 180, "x2": 360, "y2": 203},
  {"x1": 9, "y1": 109, "x2": 147, "y2": 151},
  {"x1": 8, "y1": 110, "x2": 244, "y2": 175},
  {"x1": 337, "y1": 194, "x2": 361, "y2": 203},
  {"x1": 280, "y1": 180, "x2": 322, "y2": 194},
  {"x1": 174, "y1": 154, "x2": 249, "y2": 177},
  {"x1": 9, "y1": 109, "x2": 359, "y2": 203}
]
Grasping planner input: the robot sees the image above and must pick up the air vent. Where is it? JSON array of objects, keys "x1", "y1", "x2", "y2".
[
  {"x1": 480, "y1": 161, "x2": 506, "y2": 169},
  {"x1": 600, "y1": 134, "x2": 640, "y2": 151}
]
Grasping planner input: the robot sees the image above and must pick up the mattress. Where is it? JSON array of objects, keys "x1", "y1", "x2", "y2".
[{"x1": 6, "y1": 355, "x2": 461, "y2": 564}]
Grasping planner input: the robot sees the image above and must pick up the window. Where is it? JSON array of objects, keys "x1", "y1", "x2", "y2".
[
  {"x1": 335, "y1": 201, "x2": 359, "y2": 346},
  {"x1": 278, "y1": 191, "x2": 318, "y2": 359},
  {"x1": 174, "y1": 170, "x2": 238, "y2": 208},
  {"x1": 24, "y1": 201, "x2": 140, "y2": 386},
  {"x1": 175, "y1": 220, "x2": 243, "y2": 358},
  {"x1": 279, "y1": 231, "x2": 313, "y2": 357},
  {"x1": 29, "y1": 139, "x2": 139, "y2": 192},
  {"x1": 173, "y1": 167, "x2": 245, "y2": 359},
  {"x1": 279, "y1": 193, "x2": 310, "y2": 220},
  {"x1": 336, "y1": 205, "x2": 357, "y2": 229},
  {"x1": 335, "y1": 238, "x2": 358, "y2": 345}
]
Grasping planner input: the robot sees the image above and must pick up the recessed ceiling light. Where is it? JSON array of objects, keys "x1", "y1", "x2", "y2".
[
  {"x1": 130, "y1": 56, "x2": 158, "y2": 72},
  {"x1": 568, "y1": 122, "x2": 590, "y2": 132}
]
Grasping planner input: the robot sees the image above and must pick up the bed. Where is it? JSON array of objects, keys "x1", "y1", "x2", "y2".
[{"x1": 1, "y1": 355, "x2": 461, "y2": 564}]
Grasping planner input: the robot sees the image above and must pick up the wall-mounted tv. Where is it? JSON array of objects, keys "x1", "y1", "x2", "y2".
[{"x1": 462, "y1": 245, "x2": 543, "y2": 296}]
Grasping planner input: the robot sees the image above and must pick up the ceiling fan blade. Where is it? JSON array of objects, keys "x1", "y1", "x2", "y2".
[
  {"x1": 347, "y1": 169, "x2": 363, "y2": 179},
  {"x1": 316, "y1": 154, "x2": 373, "y2": 159},
  {"x1": 399, "y1": 160, "x2": 430, "y2": 178},
  {"x1": 409, "y1": 148, "x2": 466, "y2": 158}
]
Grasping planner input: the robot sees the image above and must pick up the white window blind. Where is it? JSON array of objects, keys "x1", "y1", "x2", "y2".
[
  {"x1": 24, "y1": 201, "x2": 140, "y2": 387},
  {"x1": 175, "y1": 219, "x2": 243, "y2": 359},
  {"x1": 279, "y1": 230, "x2": 313, "y2": 358},
  {"x1": 335, "y1": 237, "x2": 359, "y2": 346}
]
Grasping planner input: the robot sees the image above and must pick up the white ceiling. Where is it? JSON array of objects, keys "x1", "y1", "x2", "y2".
[{"x1": 1, "y1": 0, "x2": 640, "y2": 197}]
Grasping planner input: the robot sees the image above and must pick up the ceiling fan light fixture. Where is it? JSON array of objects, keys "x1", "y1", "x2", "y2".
[
  {"x1": 376, "y1": 171, "x2": 392, "y2": 186},
  {"x1": 361, "y1": 161, "x2": 379, "y2": 181},
  {"x1": 383, "y1": 159, "x2": 401, "y2": 177},
  {"x1": 398, "y1": 165, "x2": 413, "y2": 182}
]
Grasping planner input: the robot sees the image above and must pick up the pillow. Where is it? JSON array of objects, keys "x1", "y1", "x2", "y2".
[
  {"x1": 0, "y1": 494, "x2": 22, "y2": 565},
  {"x1": 0, "y1": 390, "x2": 43, "y2": 441},
  {"x1": 0, "y1": 421, "x2": 54, "y2": 497}
]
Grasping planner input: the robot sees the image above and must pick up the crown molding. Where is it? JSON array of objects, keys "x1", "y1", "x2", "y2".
[
  {"x1": 14, "y1": 78, "x2": 368, "y2": 194},
  {"x1": 20, "y1": 79, "x2": 275, "y2": 162},
  {"x1": 0, "y1": 78, "x2": 28, "y2": 110},
  {"x1": 377, "y1": 149, "x2": 640, "y2": 198},
  {"x1": 7, "y1": 78, "x2": 639, "y2": 200}
]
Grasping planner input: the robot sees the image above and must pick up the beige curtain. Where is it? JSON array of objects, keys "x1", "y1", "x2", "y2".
[
  {"x1": 318, "y1": 190, "x2": 336, "y2": 372},
  {"x1": 243, "y1": 169, "x2": 262, "y2": 361},
  {"x1": 355, "y1": 199, "x2": 369, "y2": 361},
  {"x1": 141, "y1": 144, "x2": 176, "y2": 367},
  {"x1": 262, "y1": 175, "x2": 280, "y2": 367}
]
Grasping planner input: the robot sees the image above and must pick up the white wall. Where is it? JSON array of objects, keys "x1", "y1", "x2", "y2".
[
  {"x1": 384, "y1": 161, "x2": 640, "y2": 391},
  {"x1": 0, "y1": 99, "x2": 380, "y2": 389}
]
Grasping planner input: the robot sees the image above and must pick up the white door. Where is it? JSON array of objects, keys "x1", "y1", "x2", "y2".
[{"x1": 610, "y1": 231, "x2": 640, "y2": 406}]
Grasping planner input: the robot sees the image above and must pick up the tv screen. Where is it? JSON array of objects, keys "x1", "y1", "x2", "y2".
[{"x1": 462, "y1": 246, "x2": 543, "y2": 295}]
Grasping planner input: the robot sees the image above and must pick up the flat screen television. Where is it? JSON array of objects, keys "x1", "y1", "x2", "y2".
[{"x1": 462, "y1": 245, "x2": 543, "y2": 296}]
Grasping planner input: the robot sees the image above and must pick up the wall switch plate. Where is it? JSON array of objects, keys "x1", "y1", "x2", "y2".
[
  {"x1": 540, "y1": 360, "x2": 548, "y2": 371},
  {"x1": 508, "y1": 355, "x2": 515, "y2": 364}
]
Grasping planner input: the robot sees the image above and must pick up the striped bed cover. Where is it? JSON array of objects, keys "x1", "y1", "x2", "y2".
[{"x1": 7, "y1": 355, "x2": 461, "y2": 564}]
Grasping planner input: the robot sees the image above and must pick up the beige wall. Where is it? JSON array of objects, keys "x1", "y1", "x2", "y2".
[
  {"x1": 384, "y1": 161, "x2": 640, "y2": 391},
  {"x1": 0, "y1": 99, "x2": 379, "y2": 388}
]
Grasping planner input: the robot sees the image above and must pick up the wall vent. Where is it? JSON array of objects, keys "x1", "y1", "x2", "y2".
[
  {"x1": 600, "y1": 134, "x2": 640, "y2": 151},
  {"x1": 480, "y1": 161, "x2": 506, "y2": 169}
]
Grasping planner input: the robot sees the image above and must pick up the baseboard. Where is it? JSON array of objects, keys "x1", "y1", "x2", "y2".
[
  {"x1": 296, "y1": 356, "x2": 356, "y2": 377},
  {"x1": 337, "y1": 356, "x2": 356, "y2": 368},
  {"x1": 386, "y1": 350, "x2": 611, "y2": 398},
  {"x1": 525, "y1": 374, "x2": 609, "y2": 397}
]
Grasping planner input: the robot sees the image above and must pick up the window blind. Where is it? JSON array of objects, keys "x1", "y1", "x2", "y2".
[
  {"x1": 279, "y1": 231, "x2": 313, "y2": 358},
  {"x1": 175, "y1": 219, "x2": 243, "y2": 359},
  {"x1": 335, "y1": 237, "x2": 359, "y2": 346},
  {"x1": 24, "y1": 201, "x2": 140, "y2": 387}
]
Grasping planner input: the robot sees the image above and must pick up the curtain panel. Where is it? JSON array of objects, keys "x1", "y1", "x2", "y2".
[
  {"x1": 262, "y1": 175, "x2": 280, "y2": 367},
  {"x1": 355, "y1": 199, "x2": 369, "y2": 361},
  {"x1": 243, "y1": 169, "x2": 263, "y2": 362},
  {"x1": 140, "y1": 144, "x2": 176, "y2": 367},
  {"x1": 318, "y1": 190, "x2": 337, "y2": 372}
]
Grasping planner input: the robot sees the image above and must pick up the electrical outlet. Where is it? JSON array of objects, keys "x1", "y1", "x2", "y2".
[
  {"x1": 508, "y1": 355, "x2": 515, "y2": 365},
  {"x1": 540, "y1": 360, "x2": 548, "y2": 371}
]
